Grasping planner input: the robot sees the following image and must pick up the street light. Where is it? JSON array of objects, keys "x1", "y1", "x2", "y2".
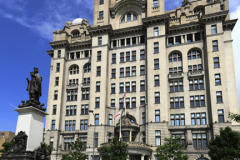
[{"x1": 89, "y1": 110, "x2": 96, "y2": 160}]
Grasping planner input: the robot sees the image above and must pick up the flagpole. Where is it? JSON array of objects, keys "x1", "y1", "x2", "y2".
[{"x1": 119, "y1": 114, "x2": 121, "y2": 141}]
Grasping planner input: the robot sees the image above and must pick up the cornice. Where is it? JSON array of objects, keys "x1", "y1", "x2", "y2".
[
  {"x1": 142, "y1": 13, "x2": 170, "y2": 25},
  {"x1": 111, "y1": 25, "x2": 145, "y2": 37},
  {"x1": 67, "y1": 40, "x2": 92, "y2": 50},
  {"x1": 167, "y1": 22, "x2": 204, "y2": 34},
  {"x1": 201, "y1": 10, "x2": 228, "y2": 23},
  {"x1": 46, "y1": 50, "x2": 54, "y2": 58},
  {"x1": 223, "y1": 19, "x2": 238, "y2": 31},
  {"x1": 87, "y1": 25, "x2": 113, "y2": 36},
  {"x1": 49, "y1": 40, "x2": 69, "y2": 49}
]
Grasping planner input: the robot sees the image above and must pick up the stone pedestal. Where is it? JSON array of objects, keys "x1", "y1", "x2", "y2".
[{"x1": 14, "y1": 106, "x2": 48, "y2": 151}]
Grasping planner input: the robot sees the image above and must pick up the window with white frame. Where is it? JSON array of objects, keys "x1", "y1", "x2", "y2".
[
  {"x1": 140, "y1": 80, "x2": 145, "y2": 91},
  {"x1": 132, "y1": 97, "x2": 136, "y2": 108},
  {"x1": 189, "y1": 79, "x2": 204, "y2": 90},
  {"x1": 169, "y1": 52, "x2": 182, "y2": 62},
  {"x1": 67, "y1": 90, "x2": 78, "y2": 101},
  {"x1": 155, "y1": 130, "x2": 161, "y2": 146},
  {"x1": 193, "y1": 133, "x2": 207, "y2": 148},
  {"x1": 215, "y1": 74, "x2": 221, "y2": 85},
  {"x1": 81, "y1": 104, "x2": 88, "y2": 114},
  {"x1": 169, "y1": 67, "x2": 182, "y2": 74},
  {"x1": 140, "y1": 97, "x2": 145, "y2": 105},
  {"x1": 82, "y1": 89, "x2": 89, "y2": 100},
  {"x1": 132, "y1": 81, "x2": 136, "y2": 92},
  {"x1": 216, "y1": 91, "x2": 222, "y2": 103},
  {"x1": 95, "y1": 97, "x2": 100, "y2": 108},
  {"x1": 188, "y1": 49, "x2": 201, "y2": 60},
  {"x1": 155, "y1": 75, "x2": 160, "y2": 86},
  {"x1": 171, "y1": 114, "x2": 185, "y2": 126},
  {"x1": 155, "y1": 92, "x2": 160, "y2": 103},
  {"x1": 169, "y1": 81, "x2": 183, "y2": 92},
  {"x1": 69, "y1": 65, "x2": 79, "y2": 75},
  {"x1": 154, "y1": 27, "x2": 158, "y2": 36},
  {"x1": 170, "y1": 97, "x2": 184, "y2": 108},
  {"x1": 191, "y1": 113, "x2": 206, "y2": 125},
  {"x1": 111, "y1": 83, "x2": 115, "y2": 94},
  {"x1": 66, "y1": 105, "x2": 77, "y2": 115},
  {"x1": 111, "y1": 99, "x2": 115, "y2": 107}
]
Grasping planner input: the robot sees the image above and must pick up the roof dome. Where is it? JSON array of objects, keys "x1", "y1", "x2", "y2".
[{"x1": 72, "y1": 18, "x2": 83, "y2": 24}]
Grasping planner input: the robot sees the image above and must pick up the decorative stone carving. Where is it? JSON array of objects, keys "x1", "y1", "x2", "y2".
[{"x1": 33, "y1": 142, "x2": 51, "y2": 160}]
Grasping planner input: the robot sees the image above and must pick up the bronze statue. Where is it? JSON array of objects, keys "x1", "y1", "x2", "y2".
[{"x1": 26, "y1": 67, "x2": 42, "y2": 102}]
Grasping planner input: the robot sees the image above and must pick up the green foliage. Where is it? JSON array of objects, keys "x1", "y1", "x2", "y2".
[
  {"x1": 208, "y1": 126, "x2": 240, "y2": 160},
  {"x1": 229, "y1": 112, "x2": 240, "y2": 123},
  {"x1": 98, "y1": 137, "x2": 128, "y2": 160},
  {"x1": 62, "y1": 137, "x2": 88, "y2": 160},
  {"x1": 44, "y1": 143, "x2": 53, "y2": 153},
  {"x1": 0, "y1": 140, "x2": 14, "y2": 159},
  {"x1": 156, "y1": 136, "x2": 188, "y2": 160}
]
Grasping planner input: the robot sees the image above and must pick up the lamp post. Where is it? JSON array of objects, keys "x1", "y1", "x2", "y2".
[{"x1": 89, "y1": 110, "x2": 96, "y2": 160}]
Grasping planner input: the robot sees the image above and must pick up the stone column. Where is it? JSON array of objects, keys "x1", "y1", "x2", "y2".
[
  {"x1": 181, "y1": 35, "x2": 185, "y2": 44},
  {"x1": 111, "y1": 40, "x2": 113, "y2": 48},
  {"x1": 88, "y1": 154, "x2": 91, "y2": 160},
  {"x1": 130, "y1": 38, "x2": 132, "y2": 45},
  {"x1": 141, "y1": 154, "x2": 145, "y2": 160},
  {"x1": 126, "y1": 155, "x2": 130, "y2": 160},
  {"x1": 173, "y1": 36, "x2": 176, "y2": 45},
  {"x1": 130, "y1": 131, "x2": 132, "y2": 142},
  {"x1": 192, "y1": 33, "x2": 195, "y2": 42}
]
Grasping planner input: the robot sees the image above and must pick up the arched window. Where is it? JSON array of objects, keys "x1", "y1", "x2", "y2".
[
  {"x1": 72, "y1": 30, "x2": 80, "y2": 37},
  {"x1": 121, "y1": 13, "x2": 138, "y2": 23},
  {"x1": 84, "y1": 63, "x2": 91, "y2": 73},
  {"x1": 69, "y1": 65, "x2": 79, "y2": 75},
  {"x1": 169, "y1": 52, "x2": 182, "y2": 62},
  {"x1": 188, "y1": 49, "x2": 201, "y2": 60},
  {"x1": 194, "y1": 6, "x2": 204, "y2": 15}
]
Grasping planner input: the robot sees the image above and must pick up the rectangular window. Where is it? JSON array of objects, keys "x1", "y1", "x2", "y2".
[
  {"x1": 216, "y1": 91, "x2": 222, "y2": 103},
  {"x1": 153, "y1": 0, "x2": 158, "y2": 7},
  {"x1": 132, "y1": 51, "x2": 136, "y2": 61},
  {"x1": 99, "y1": 11, "x2": 103, "y2": 18},
  {"x1": 191, "y1": 113, "x2": 206, "y2": 125},
  {"x1": 211, "y1": 25, "x2": 217, "y2": 34},
  {"x1": 155, "y1": 110, "x2": 160, "y2": 122},
  {"x1": 64, "y1": 138, "x2": 74, "y2": 150},
  {"x1": 169, "y1": 81, "x2": 183, "y2": 92},
  {"x1": 155, "y1": 92, "x2": 160, "y2": 104},
  {"x1": 112, "y1": 54, "x2": 116, "y2": 63},
  {"x1": 52, "y1": 120, "x2": 55, "y2": 130},
  {"x1": 95, "y1": 97, "x2": 100, "y2": 108},
  {"x1": 140, "y1": 50, "x2": 145, "y2": 60},
  {"x1": 80, "y1": 120, "x2": 88, "y2": 130},
  {"x1": 58, "y1": 50, "x2": 61, "y2": 58},
  {"x1": 127, "y1": 14, "x2": 131, "y2": 21},
  {"x1": 215, "y1": 74, "x2": 221, "y2": 85},
  {"x1": 189, "y1": 78, "x2": 204, "y2": 90},
  {"x1": 81, "y1": 104, "x2": 88, "y2": 114},
  {"x1": 82, "y1": 89, "x2": 89, "y2": 100},
  {"x1": 54, "y1": 90, "x2": 58, "y2": 100},
  {"x1": 214, "y1": 57, "x2": 220, "y2": 68},
  {"x1": 66, "y1": 105, "x2": 77, "y2": 115},
  {"x1": 97, "y1": 51, "x2": 101, "y2": 61},
  {"x1": 155, "y1": 75, "x2": 160, "y2": 86},
  {"x1": 53, "y1": 105, "x2": 57, "y2": 115},
  {"x1": 99, "y1": 0, "x2": 104, "y2": 5},
  {"x1": 95, "y1": 114, "x2": 99, "y2": 125},
  {"x1": 76, "y1": 52, "x2": 80, "y2": 59},
  {"x1": 140, "y1": 97, "x2": 145, "y2": 105},
  {"x1": 55, "y1": 77, "x2": 59, "y2": 86},
  {"x1": 140, "y1": 80, "x2": 145, "y2": 91},
  {"x1": 119, "y1": 98, "x2": 123, "y2": 109},
  {"x1": 132, "y1": 97, "x2": 136, "y2": 108},
  {"x1": 132, "y1": 81, "x2": 136, "y2": 92},
  {"x1": 126, "y1": 38, "x2": 130, "y2": 46},
  {"x1": 111, "y1": 83, "x2": 115, "y2": 94},
  {"x1": 67, "y1": 91, "x2": 78, "y2": 101},
  {"x1": 94, "y1": 133, "x2": 98, "y2": 147},
  {"x1": 50, "y1": 137, "x2": 54, "y2": 147},
  {"x1": 190, "y1": 95, "x2": 205, "y2": 107},
  {"x1": 171, "y1": 114, "x2": 185, "y2": 126},
  {"x1": 120, "y1": 83, "x2": 124, "y2": 93},
  {"x1": 142, "y1": 112, "x2": 146, "y2": 124},
  {"x1": 126, "y1": 98, "x2": 130, "y2": 108},
  {"x1": 98, "y1": 37, "x2": 102, "y2": 45},
  {"x1": 193, "y1": 133, "x2": 207, "y2": 148},
  {"x1": 126, "y1": 52, "x2": 130, "y2": 61},
  {"x1": 154, "y1": 59, "x2": 159, "y2": 69},
  {"x1": 97, "y1": 66, "x2": 101, "y2": 76},
  {"x1": 187, "y1": 34, "x2": 192, "y2": 43},
  {"x1": 125, "y1": 82, "x2": 130, "y2": 92},
  {"x1": 175, "y1": 36, "x2": 181, "y2": 44},
  {"x1": 126, "y1": 67, "x2": 130, "y2": 77},
  {"x1": 56, "y1": 63, "x2": 60, "y2": 72},
  {"x1": 221, "y1": 4, "x2": 224, "y2": 11},
  {"x1": 131, "y1": 66, "x2": 136, "y2": 76},
  {"x1": 170, "y1": 97, "x2": 184, "y2": 108},
  {"x1": 154, "y1": 27, "x2": 158, "y2": 36},
  {"x1": 140, "y1": 65, "x2": 145, "y2": 75},
  {"x1": 155, "y1": 130, "x2": 161, "y2": 146},
  {"x1": 96, "y1": 81, "x2": 100, "y2": 92},
  {"x1": 109, "y1": 114, "x2": 113, "y2": 126},
  {"x1": 111, "y1": 99, "x2": 115, "y2": 107},
  {"x1": 172, "y1": 134, "x2": 185, "y2": 148},
  {"x1": 213, "y1": 40, "x2": 218, "y2": 51},
  {"x1": 121, "y1": 39, "x2": 125, "y2": 47},
  {"x1": 120, "y1": 52, "x2": 124, "y2": 62},
  {"x1": 195, "y1": 32, "x2": 201, "y2": 41},
  {"x1": 112, "y1": 69, "x2": 116, "y2": 78},
  {"x1": 168, "y1": 37, "x2": 174, "y2": 46},
  {"x1": 218, "y1": 109, "x2": 224, "y2": 122},
  {"x1": 154, "y1": 42, "x2": 159, "y2": 53}
]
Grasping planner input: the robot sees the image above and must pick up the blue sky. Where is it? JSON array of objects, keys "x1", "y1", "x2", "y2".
[{"x1": 0, "y1": 0, "x2": 240, "y2": 132}]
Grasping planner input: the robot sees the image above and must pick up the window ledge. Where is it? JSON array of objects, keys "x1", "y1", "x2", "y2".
[
  {"x1": 216, "y1": 102, "x2": 223, "y2": 104},
  {"x1": 111, "y1": 63, "x2": 116, "y2": 65},
  {"x1": 96, "y1": 60, "x2": 102, "y2": 62},
  {"x1": 154, "y1": 68, "x2": 160, "y2": 70},
  {"x1": 154, "y1": 103, "x2": 160, "y2": 104},
  {"x1": 140, "y1": 59, "x2": 145, "y2": 61},
  {"x1": 214, "y1": 67, "x2": 220, "y2": 69},
  {"x1": 98, "y1": 17, "x2": 104, "y2": 20},
  {"x1": 96, "y1": 75, "x2": 101, "y2": 77},
  {"x1": 154, "y1": 85, "x2": 160, "y2": 87},
  {"x1": 212, "y1": 50, "x2": 219, "y2": 52},
  {"x1": 65, "y1": 115, "x2": 76, "y2": 116},
  {"x1": 81, "y1": 114, "x2": 89, "y2": 115},
  {"x1": 215, "y1": 84, "x2": 222, "y2": 86},
  {"x1": 111, "y1": 78, "x2": 116, "y2": 79},
  {"x1": 189, "y1": 89, "x2": 205, "y2": 91},
  {"x1": 140, "y1": 90, "x2": 146, "y2": 92},
  {"x1": 153, "y1": 52, "x2": 159, "y2": 54},
  {"x1": 170, "y1": 107, "x2": 185, "y2": 109},
  {"x1": 110, "y1": 93, "x2": 116, "y2": 94}
]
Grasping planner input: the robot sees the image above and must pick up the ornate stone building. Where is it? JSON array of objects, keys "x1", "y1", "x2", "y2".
[{"x1": 44, "y1": 0, "x2": 239, "y2": 159}]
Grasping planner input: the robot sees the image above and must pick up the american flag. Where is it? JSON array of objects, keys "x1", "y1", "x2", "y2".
[{"x1": 120, "y1": 93, "x2": 126, "y2": 102}]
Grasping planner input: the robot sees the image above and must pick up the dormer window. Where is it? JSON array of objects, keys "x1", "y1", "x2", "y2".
[
  {"x1": 121, "y1": 13, "x2": 138, "y2": 23},
  {"x1": 72, "y1": 30, "x2": 80, "y2": 37},
  {"x1": 194, "y1": 6, "x2": 204, "y2": 15}
]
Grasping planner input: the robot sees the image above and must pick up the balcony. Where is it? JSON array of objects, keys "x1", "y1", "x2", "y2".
[
  {"x1": 81, "y1": 82, "x2": 90, "y2": 88},
  {"x1": 168, "y1": 72, "x2": 184, "y2": 80},
  {"x1": 66, "y1": 84, "x2": 79, "y2": 90},
  {"x1": 188, "y1": 70, "x2": 204, "y2": 77}
]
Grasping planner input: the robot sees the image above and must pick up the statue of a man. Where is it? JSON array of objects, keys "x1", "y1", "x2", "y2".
[{"x1": 26, "y1": 67, "x2": 42, "y2": 102}]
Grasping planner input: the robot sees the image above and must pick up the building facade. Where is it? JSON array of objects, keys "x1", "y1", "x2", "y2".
[
  {"x1": 44, "y1": 0, "x2": 239, "y2": 159},
  {"x1": 0, "y1": 131, "x2": 15, "y2": 156}
]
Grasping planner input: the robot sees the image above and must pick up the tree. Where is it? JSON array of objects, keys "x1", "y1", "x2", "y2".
[
  {"x1": 98, "y1": 137, "x2": 128, "y2": 160},
  {"x1": 156, "y1": 136, "x2": 188, "y2": 160},
  {"x1": 229, "y1": 112, "x2": 240, "y2": 122},
  {"x1": 62, "y1": 137, "x2": 88, "y2": 160},
  {"x1": 208, "y1": 126, "x2": 240, "y2": 160},
  {"x1": 0, "y1": 140, "x2": 14, "y2": 159}
]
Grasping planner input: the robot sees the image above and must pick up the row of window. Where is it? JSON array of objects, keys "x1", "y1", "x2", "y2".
[{"x1": 110, "y1": 36, "x2": 145, "y2": 48}]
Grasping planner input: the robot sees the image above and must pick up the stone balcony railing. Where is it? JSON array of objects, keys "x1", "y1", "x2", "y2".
[
  {"x1": 100, "y1": 141, "x2": 152, "y2": 150},
  {"x1": 81, "y1": 82, "x2": 90, "y2": 88},
  {"x1": 188, "y1": 70, "x2": 204, "y2": 77},
  {"x1": 168, "y1": 72, "x2": 183, "y2": 79},
  {"x1": 66, "y1": 84, "x2": 79, "y2": 89}
]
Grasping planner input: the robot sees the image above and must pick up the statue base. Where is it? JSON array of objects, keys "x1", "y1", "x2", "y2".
[
  {"x1": 2, "y1": 151, "x2": 35, "y2": 160},
  {"x1": 18, "y1": 99, "x2": 45, "y2": 111},
  {"x1": 14, "y1": 106, "x2": 48, "y2": 151}
]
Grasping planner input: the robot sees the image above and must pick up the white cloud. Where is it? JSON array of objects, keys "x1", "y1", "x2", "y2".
[{"x1": 231, "y1": 5, "x2": 240, "y2": 109}]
